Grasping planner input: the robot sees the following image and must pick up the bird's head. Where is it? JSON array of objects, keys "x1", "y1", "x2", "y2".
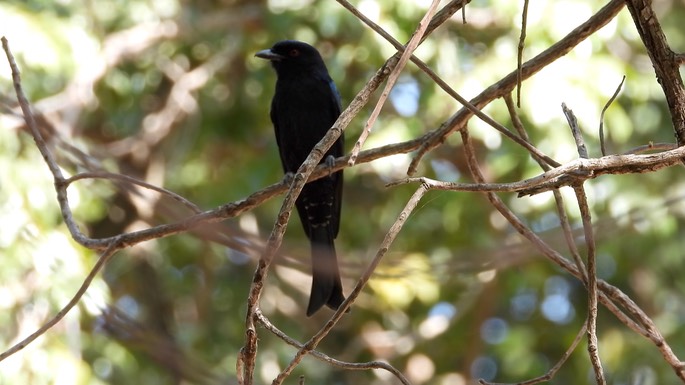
[{"x1": 255, "y1": 40, "x2": 328, "y2": 78}]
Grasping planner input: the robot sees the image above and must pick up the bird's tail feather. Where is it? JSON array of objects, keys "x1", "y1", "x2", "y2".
[{"x1": 306, "y1": 227, "x2": 345, "y2": 316}]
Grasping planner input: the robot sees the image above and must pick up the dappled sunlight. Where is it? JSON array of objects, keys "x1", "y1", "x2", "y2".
[{"x1": 2, "y1": 0, "x2": 685, "y2": 384}]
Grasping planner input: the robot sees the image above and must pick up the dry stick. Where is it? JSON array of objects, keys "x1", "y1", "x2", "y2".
[
  {"x1": 338, "y1": 0, "x2": 558, "y2": 170},
  {"x1": 573, "y1": 185, "x2": 605, "y2": 385},
  {"x1": 676, "y1": 53, "x2": 685, "y2": 65},
  {"x1": 15, "y1": 97, "x2": 421, "y2": 253},
  {"x1": 516, "y1": 0, "x2": 530, "y2": 107},
  {"x1": 479, "y1": 320, "x2": 588, "y2": 385},
  {"x1": 562, "y1": 103, "x2": 589, "y2": 159},
  {"x1": 599, "y1": 76, "x2": 626, "y2": 156},
  {"x1": 348, "y1": 0, "x2": 441, "y2": 166},
  {"x1": 552, "y1": 186, "x2": 588, "y2": 284},
  {"x1": 0, "y1": 244, "x2": 118, "y2": 362},
  {"x1": 624, "y1": 0, "x2": 685, "y2": 146},
  {"x1": 389, "y1": 144, "x2": 685, "y2": 195},
  {"x1": 254, "y1": 310, "x2": 412, "y2": 385},
  {"x1": 563, "y1": 104, "x2": 605, "y2": 383},
  {"x1": 408, "y1": 0, "x2": 625, "y2": 175},
  {"x1": 271, "y1": 184, "x2": 428, "y2": 385},
  {"x1": 623, "y1": 142, "x2": 676, "y2": 155}
]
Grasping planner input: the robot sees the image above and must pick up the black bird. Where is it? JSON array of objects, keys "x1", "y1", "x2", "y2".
[{"x1": 255, "y1": 40, "x2": 346, "y2": 316}]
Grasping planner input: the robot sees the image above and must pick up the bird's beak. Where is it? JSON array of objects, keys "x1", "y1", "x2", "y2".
[{"x1": 255, "y1": 49, "x2": 285, "y2": 61}]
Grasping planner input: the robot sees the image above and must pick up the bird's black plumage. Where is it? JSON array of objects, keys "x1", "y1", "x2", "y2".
[{"x1": 256, "y1": 40, "x2": 345, "y2": 316}]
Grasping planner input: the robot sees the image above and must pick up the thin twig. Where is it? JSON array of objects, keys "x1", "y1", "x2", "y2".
[
  {"x1": 623, "y1": 142, "x2": 676, "y2": 154},
  {"x1": 517, "y1": 0, "x2": 530, "y2": 107},
  {"x1": 242, "y1": 2, "x2": 476, "y2": 383},
  {"x1": 239, "y1": 14, "x2": 426, "y2": 383},
  {"x1": 562, "y1": 103, "x2": 589, "y2": 159},
  {"x1": 599, "y1": 76, "x2": 626, "y2": 156},
  {"x1": 254, "y1": 310, "x2": 412, "y2": 385},
  {"x1": 479, "y1": 320, "x2": 588, "y2": 385},
  {"x1": 573, "y1": 185, "x2": 606, "y2": 384},
  {"x1": 389, "y1": 144, "x2": 685, "y2": 195},
  {"x1": 0, "y1": 244, "x2": 118, "y2": 362}
]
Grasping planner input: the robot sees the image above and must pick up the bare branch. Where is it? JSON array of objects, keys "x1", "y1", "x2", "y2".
[
  {"x1": 516, "y1": 0, "x2": 530, "y2": 107},
  {"x1": 572, "y1": 185, "x2": 605, "y2": 384},
  {"x1": 562, "y1": 103, "x2": 589, "y2": 159},
  {"x1": 625, "y1": 0, "x2": 685, "y2": 145}
]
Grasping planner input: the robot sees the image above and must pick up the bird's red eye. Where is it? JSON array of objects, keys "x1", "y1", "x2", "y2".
[{"x1": 289, "y1": 49, "x2": 300, "y2": 57}]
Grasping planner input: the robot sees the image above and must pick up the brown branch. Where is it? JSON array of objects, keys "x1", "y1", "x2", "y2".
[
  {"x1": 516, "y1": 0, "x2": 530, "y2": 107},
  {"x1": 390, "y1": 144, "x2": 685, "y2": 195},
  {"x1": 624, "y1": 0, "x2": 685, "y2": 145},
  {"x1": 573, "y1": 185, "x2": 605, "y2": 384},
  {"x1": 238, "y1": 42, "x2": 401, "y2": 385},
  {"x1": 599, "y1": 76, "x2": 625, "y2": 156},
  {"x1": 562, "y1": 104, "x2": 589, "y2": 159}
]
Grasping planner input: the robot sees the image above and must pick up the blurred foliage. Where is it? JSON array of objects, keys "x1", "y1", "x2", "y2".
[{"x1": 1, "y1": 0, "x2": 685, "y2": 384}]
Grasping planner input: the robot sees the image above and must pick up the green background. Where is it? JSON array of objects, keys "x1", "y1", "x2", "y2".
[{"x1": 1, "y1": 0, "x2": 684, "y2": 384}]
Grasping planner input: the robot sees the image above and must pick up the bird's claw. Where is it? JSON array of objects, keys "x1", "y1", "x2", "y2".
[
  {"x1": 284, "y1": 172, "x2": 295, "y2": 184},
  {"x1": 325, "y1": 155, "x2": 336, "y2": 178}
]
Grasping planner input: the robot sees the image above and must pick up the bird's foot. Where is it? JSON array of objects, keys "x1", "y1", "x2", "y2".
[
  {"x1": 325, "y1": 155, "x2": 336, "y2": 178},
  {"x1": 283, "y1": 172, "x2": 295, "y2": 184}
]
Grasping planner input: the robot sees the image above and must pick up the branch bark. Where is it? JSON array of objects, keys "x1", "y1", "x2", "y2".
[{"x1": 624, "y1": 0, "x2": 685, "y2": 145}]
